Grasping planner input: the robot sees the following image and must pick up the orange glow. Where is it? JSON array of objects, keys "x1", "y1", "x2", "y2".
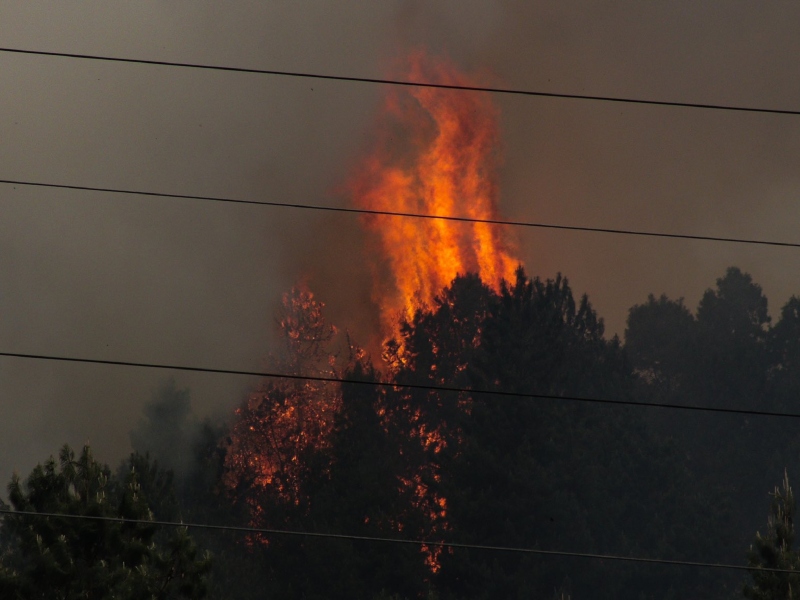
[
  {"x1": 225, "y1": 53, "x2": 519, "y2": 574},
  {"x1": 223, "y1": 288, "x2": 341, "y2": 514},
  {"x1": 347, "y1": 52, "x2": 519, "y2": 571},
  {"x1": 349, "y1": 51, "x2": 520, "y2": 333}
]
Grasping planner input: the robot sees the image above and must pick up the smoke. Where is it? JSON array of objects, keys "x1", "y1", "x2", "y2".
[
  {"x1": 3, "y1": 1, "x2": 800, "y2": 494},
  {"x1": 129, "y1": 379, "x2": 202, "y2": 482}
]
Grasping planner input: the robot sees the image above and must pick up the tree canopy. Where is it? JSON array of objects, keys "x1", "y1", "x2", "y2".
[
  {"x1": 0, "y1": 445, "x2": 210, "y2": 600},
  {"x1": 10, "y1": 266, "x2": 800, "y2": 598}
]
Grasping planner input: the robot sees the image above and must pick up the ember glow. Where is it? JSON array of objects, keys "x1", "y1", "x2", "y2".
[
  {"x1": 349, "y1": 52, "x2": 520, "y2": 333},
  {"x1": 223, "y1": 288, "x2": 341, "y2": 509}
]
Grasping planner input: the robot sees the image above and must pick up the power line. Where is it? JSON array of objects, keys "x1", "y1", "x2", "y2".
[
  {"x1": 3, "y1": 178, "x2": 799, "y2": 249},
  {"x1": 0, "y1": 508, "x2": 782, "y2": 574},
  {"x1": 2, "y1": 350, "x2": 799, "y2": 420},
  {"x1": 0, "y1": 47, "x2": 789, "y2": 585},
  {"x1": 1, "y1": 46, "x2": 798, "y2": 117}
]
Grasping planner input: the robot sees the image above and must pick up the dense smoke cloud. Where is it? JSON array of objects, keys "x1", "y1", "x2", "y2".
[{"x1": 2, "y1": 1, "x2": 800, "y2": 492}]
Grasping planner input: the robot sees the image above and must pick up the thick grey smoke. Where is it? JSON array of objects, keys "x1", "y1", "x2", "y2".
[{"x1": 2, "y1": 1, "x2": 800, "y2": 489}]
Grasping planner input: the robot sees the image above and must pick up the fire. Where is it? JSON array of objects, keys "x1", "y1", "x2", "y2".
[
  {"x1": 349, "y1": 54, "x2": 521, "y2": 571},
  {"x1": 349, "y1": 52, "x2": 520, "y2": 332},
  {"x1": 223, "y1": 288, "x2": 341, "y2": 512},
  {"x1": 224, "y1": 52, "x2": 520, "y2": 574}
]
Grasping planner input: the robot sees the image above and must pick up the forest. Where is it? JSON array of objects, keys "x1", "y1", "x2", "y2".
[{"x1": 3, "y1": 265, "x2": 800, "y2": 599}]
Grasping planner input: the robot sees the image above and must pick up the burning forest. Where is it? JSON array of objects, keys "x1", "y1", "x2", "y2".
[
  {"x1": 8, "y1": 48, "x2": 800, "y2": 600},
  {"x1": 166, "y1": 54, "x2": 800, "y2": 600},
  {"x1": 222, "y1": 52, "x2": 520, "y2": 572}
]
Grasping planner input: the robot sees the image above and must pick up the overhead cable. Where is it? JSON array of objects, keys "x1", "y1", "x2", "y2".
[
  {"x1": 0, "y1": 47, "x2": 798, "y2": 116},
  {"x1": 2, "y1": 178, "x2": 799, "y2": 249},
  {"x1": 0, "y1": 508, "x2": 786, "y2": 573},
  {"x1": 1, "y1": 351, "x2": 799, "y2": 420}
]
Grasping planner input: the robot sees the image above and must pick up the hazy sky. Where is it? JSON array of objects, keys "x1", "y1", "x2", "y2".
[{"x1": 2, "y1": 1, "x2": 800, "y2": 487}]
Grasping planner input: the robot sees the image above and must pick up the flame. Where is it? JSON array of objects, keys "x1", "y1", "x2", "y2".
[
  {"x1": 346, "y1": 52, "x2": 520, "y2": 571},
  {"x1": 224, "y1": 53, "x2": 520, "y2": 574},
  {"x1": 223, "y1": 288, "x2": 341, "y2": 513},
  {"x1": 349, "y1": 52, "x2": 520, "y2": 332}
]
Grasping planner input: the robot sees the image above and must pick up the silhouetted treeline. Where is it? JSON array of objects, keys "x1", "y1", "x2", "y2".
[{"x1": 126, "y1": 266, "x2": 800, "y2": 599}]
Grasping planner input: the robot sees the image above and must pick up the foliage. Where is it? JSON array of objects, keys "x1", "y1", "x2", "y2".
[
  {"x1": 119, "y1": 265, "x2": 800, "y2": 599},
  {"x1": 222, "y1": 287, "x2": 342, "y2": 514},
  {"x1": 744, "y1": 471, "x2": 800, "y2": 599},
  {"x1": 0, "y1": 445, "x2": 210, "y2": 600},
  {"x1": 385, "y1": 270, "x2": 712, "y2": 599},
  {"x1": 625, "y1": 265, "x2": 800, "y2": 568}
]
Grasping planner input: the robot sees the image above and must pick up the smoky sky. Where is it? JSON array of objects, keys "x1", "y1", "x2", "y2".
[{"x1": 2, "y1": 1, "x2": 800, "y2": 489}]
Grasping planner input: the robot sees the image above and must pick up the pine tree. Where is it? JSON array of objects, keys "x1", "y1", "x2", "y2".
[
  {"x1": 745, "y1": 471, "x2": 800, "y2": 599},
  {"x1": 0, "y1": 445, "x2": 210, "y2": 599}
]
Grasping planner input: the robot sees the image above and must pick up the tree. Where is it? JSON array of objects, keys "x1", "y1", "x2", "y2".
[
  {"x1": 382, "y1": 270, "x2": 709, "y2": 599},
  {"x1": 217, "y1": 287, "x2": 426, "y2": 599},
  {"x1": 770, "y1": 297, "x2": 800, "y2": 371},
  {"x1": 625, "y1": 294, "x2": 696, "y2": 389},
  {"x1": 695, "y1": 267, "x2": 770, "y2": 410},
  {"x1": 258, "y1": 362, "x2": 432, "y2": 600},
  {"x1": 223, "y1": 286, "x2": 342, "y2": 515},
  {"x1": 0, "y1": 445, "x2": 210, "y2": 599},
  {"x1": 767, "y1": 297, "x2": 800, "y2": 412},
  {"x1": 745, "y1": 471, "x2": 800, "y2": 599}
]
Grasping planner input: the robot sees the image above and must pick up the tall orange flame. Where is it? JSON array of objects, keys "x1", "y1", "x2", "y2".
[
  {"x1": 224, "y1": 53, "x2": 520, "y2": 573},
  {"x1": 349, "y1": 52, "x2": 520, "y2": 332}
]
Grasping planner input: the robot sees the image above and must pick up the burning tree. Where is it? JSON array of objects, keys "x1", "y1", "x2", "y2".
[
  {"x1": 224, "y1": 50, "x2": 522, "y2": 548},
  {"x1": 210, "y1": 53, "x2": 688, "y2": 599},
  {"x1": 348, "y1": 52, "x2": 519, "y2": 338},
  {"x1": 220, "y1": 53, "x2": 525, "y2": 590},
  {"x1": 220, "y1": 286, "x2": 434, "y2": 598},
  {"x1": 223, "y1": 287, "x2": 343, "y2": 518}
]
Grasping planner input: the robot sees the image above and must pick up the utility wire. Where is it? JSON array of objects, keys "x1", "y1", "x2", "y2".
[
  {"x1": 3, "y1": 178, "x2": 799, "y2": 249},
  {"x1": 1, "y1": 47, "x2": 798, "y2": 117},
  {"x1": 0, "y1": 508, "x2": 784, "y2": 574},
  {"x1": 2, "y1": 351, "x2": 799, "y2": 420},
  {"x1": 1, "y1": 47, "x2": 792, "y2": 581}
]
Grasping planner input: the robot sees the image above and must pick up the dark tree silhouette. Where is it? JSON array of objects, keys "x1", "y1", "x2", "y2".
[{"x1": 0, "y1": 445, "x2": 210, "y2": 599}]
